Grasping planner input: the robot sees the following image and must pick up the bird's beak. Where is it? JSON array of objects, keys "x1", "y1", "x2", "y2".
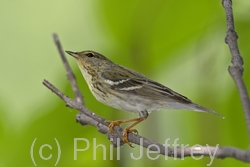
[{"x1": 65, "y1": 50, "x2": 79, "y2": 58}]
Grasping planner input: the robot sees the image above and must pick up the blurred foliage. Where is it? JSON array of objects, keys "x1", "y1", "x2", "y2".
[{"x1": 0, "y1": 0, "x2": 250, "y2": 166}]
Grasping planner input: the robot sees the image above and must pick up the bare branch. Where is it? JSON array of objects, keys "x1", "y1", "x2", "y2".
[
  {"x1": 42, "y1": 79, "x2": 250, "y2": 162},
  {"x1": 42, "y1": 33, "x2": 250, "y2": 163},
  {"x1": 222, "y1": 0, "x2": 250, "y2": 139},
  {"x1": 52, "y1": 33, "x2": 84, "y2": 106}
]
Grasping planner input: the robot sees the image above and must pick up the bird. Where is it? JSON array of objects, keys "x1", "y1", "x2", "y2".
[{"x1": 65, "y1": 50, "x2": 223, "y2": 146}]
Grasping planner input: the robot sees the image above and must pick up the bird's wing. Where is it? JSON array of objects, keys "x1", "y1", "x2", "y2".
[{"x1": 101, "y1": 66, "x2": 192, "y2": 103}]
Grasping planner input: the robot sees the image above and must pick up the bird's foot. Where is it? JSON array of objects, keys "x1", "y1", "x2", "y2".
[{"x1": 105, "y1": 120, "x2": 139, "y2": 147}]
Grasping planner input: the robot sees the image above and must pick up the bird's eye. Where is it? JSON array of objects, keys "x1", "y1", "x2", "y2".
[{"x1": 86, "y1": 53, "x2": 94, "y2": 57}]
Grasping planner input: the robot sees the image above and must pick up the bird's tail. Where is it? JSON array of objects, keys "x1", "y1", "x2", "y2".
[{"x1": 191, "y1": 103, "x2": 224, "y2": 118}]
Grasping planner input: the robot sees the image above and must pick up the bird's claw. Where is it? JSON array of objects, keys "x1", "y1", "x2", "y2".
[
  {"x1": 105, "y1": 120, "x2": 121, "y2": 133},
  {"x1": 105, "y1": 120, "x2": 138, "y2": 147}
]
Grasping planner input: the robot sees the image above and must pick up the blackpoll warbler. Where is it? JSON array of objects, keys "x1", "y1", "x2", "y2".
[{"x1": 66, "y1": 50, "x2": 223, "y2": 146}]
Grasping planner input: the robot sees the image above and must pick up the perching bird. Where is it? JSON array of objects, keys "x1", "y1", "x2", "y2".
[{"x1": 66, "y1": 50, "x2": 223, "y2": 146}]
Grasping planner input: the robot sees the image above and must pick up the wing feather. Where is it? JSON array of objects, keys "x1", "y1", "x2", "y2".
[{"x1": 101, "y1": 66, "x2": 191, "y2": 104}]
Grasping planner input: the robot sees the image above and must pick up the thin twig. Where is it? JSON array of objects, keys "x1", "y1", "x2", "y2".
[
  {"x1": 53, "y1": 33, "x2": 84, "y2": 106},
  {"x1": 222, "y1": 0, "x2": 250, "y2": 139},
  {"x1": 41, "y1": 33, "x2": 250, "y2": 162}
]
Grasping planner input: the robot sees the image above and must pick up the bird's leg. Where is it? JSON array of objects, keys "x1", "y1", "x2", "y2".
[{"x1": 105, "y1": 110, "x2": 149, "y2": 147}]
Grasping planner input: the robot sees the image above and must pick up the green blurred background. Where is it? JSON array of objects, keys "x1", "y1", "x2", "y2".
[{"x1": 1, "y1": 0, "x2": 250, "y2": 166}]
